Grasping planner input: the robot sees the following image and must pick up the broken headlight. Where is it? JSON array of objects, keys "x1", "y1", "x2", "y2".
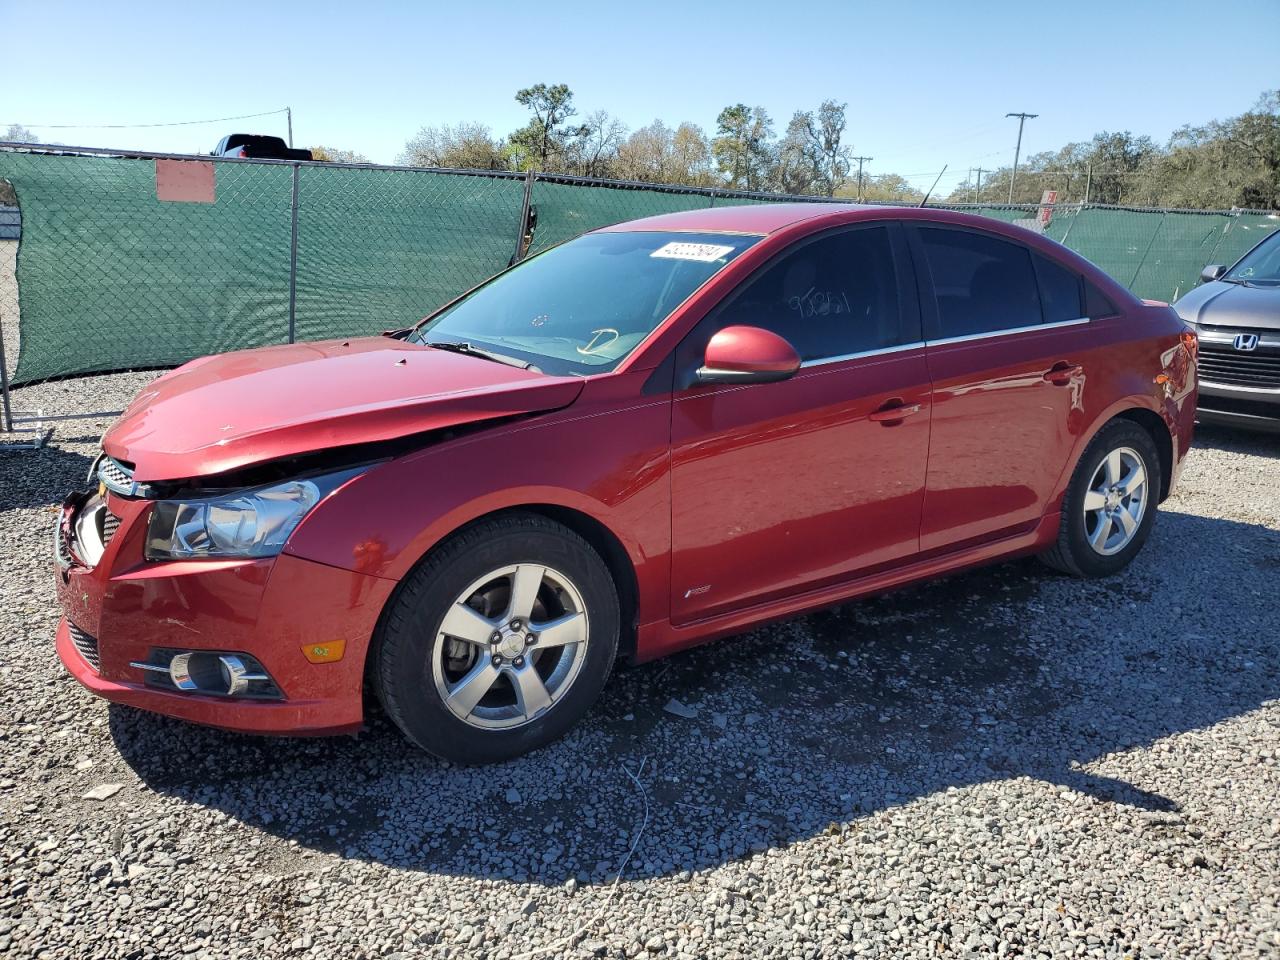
[{"x1": 145, "y1": 469, "x2": 361, "y2": 561}]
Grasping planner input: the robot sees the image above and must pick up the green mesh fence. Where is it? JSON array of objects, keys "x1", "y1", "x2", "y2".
[
  {"x1": 293, "y1": 165, "x2": 524, "y2": 342},
  {"x1": 0, "y1": 146, "x2": 1276, "y2": 387},
  {"x1": 0, "y1": 151, "x2": 294, "y2": 384},
  {"x1": 527, "y1": 180, "x2": 713, "y2": 255}
]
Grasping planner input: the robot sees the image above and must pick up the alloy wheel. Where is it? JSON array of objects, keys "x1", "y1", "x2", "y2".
[
  {"x1": 430, "y1": 564, "x2": 589, "y2": 730},
  {"x1": 1082, "y1": 446, "x2": 1148, "y2": 556}
]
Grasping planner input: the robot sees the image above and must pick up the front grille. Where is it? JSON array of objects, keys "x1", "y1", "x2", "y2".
[
  {"x1": 97, "y1": 456, "x2": 136, "y2": 496},
  {"x1": 68, "y1": 623, "x2": 100, "y2": 672},
  {"x1": 1198, "y1": 340, "x2": 1280, "y2": 390},
  {"x1": 101, "y1": 510, "x2": 121, "y2": 546}
]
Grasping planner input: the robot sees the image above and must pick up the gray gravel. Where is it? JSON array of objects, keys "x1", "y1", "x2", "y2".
[{"x1": 2, "y1": 372, "x2": 1278, "y2": 959}]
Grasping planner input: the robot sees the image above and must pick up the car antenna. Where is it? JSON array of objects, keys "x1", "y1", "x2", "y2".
[{"x1": 918, "y1": 165, "x2": 948, "y2": 207}]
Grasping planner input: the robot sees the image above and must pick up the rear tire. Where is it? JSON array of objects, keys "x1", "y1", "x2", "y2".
[
  {"x1": 1039, "y1": 419, "x2": 1162, "y2": 578},
  {"x1": 374, "y1": 512, "x2": 619, "y2": 764}
]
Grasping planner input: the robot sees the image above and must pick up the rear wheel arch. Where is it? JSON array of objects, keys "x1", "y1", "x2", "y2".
[{"x1": 1112, "y1": 407, "x2": 1174, "y2": 503}]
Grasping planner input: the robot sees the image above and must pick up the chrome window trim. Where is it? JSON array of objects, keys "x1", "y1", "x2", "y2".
[
  {"x1": 925, "y1": 316, "x2": 1090, "y2": 348},
  {"x1": 800, "y1": 341, "x2": 926, "y2": 369}
]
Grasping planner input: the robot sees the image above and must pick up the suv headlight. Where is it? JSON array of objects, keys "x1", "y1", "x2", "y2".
[{"x1": 145, "y1": 469, "x2": 361, "y2": 561}]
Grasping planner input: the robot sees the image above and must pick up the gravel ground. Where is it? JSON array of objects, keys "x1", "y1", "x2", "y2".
[{"x1": 2, "y1": 372, "x2": 1278, "y2": 960}]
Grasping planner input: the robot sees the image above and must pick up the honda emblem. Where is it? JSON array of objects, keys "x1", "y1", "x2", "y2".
[{"x1": 1233, "y1": 333, "x2": 1260, "y2": 352}]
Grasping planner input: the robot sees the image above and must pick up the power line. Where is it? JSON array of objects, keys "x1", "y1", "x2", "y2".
[{"x1": 4, "y1": 108, "x2": 289, "y2": 131}]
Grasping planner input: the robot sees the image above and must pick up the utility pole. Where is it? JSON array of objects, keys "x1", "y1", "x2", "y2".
[
  {"x1": 974, "y1": 167, "x2": 985, "y2": 203},
  {"x1": 1084, "y1": 161, "x2": 1092, "y2": 204},
  {"x1": 286, "y1": 106, "x2": 293, "y2": 148},
  {"x1": 851, "y1": 155, "x2": 873, "y2": 200},
  {"x1": 1005, "y1": 111, "x2": 1038, "y2": 203}
]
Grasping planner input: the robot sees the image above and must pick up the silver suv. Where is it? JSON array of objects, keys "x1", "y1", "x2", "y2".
[{"x1": 1175, "y1": 230, "x2": 1280, "y2": 432}]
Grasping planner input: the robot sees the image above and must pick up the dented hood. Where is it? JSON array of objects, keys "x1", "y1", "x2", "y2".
[{"x1": 103, "y1": 338, "x2": 584, "y2": 481}]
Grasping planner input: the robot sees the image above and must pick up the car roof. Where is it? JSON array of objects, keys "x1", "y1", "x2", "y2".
[{"x1": 598, "y1": 202, "x2": 898, "y2": 236}]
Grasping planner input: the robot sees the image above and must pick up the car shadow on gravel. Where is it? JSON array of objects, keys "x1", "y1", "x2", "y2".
[
  {"x1": 108, "y1": 509, "x2": 1280, "y2": 887},
  {"x1": 0, "y1": 446, "x2": 96, "y2": 512},
  {"x1": 1193, "y1": 422, "x2": 1280, "y2": 456}
]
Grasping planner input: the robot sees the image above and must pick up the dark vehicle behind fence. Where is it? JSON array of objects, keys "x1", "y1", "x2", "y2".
[
  {"x1": 1175, "y1": 230, "x2": 1280, "y2": 432},
  {"x1": 214, "y1": 134, "x2": 312, "y2": 161}
]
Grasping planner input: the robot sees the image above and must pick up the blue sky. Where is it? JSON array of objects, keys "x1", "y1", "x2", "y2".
[{"x1": 5, "y1": 0, "x2": 1277, "y2": 193}]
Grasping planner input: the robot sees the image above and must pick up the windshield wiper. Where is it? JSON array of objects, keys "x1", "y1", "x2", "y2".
[
  {"x1": 425, "y1": 340, "x2": 538, "y2": 371},
  {"x1": 1219, "y1": 277, "x2": 1265, "y2": 288}
]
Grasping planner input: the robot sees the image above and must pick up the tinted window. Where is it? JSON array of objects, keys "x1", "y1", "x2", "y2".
[
  {"x1": 1084, "y1": 280, "x2": 1116, "y2": 318},
  {"x1": 919, "y1": 227, "x2": 1041, "y2": 338},
  {"x1": 719, "y1": 226, "x2": 903, "y2": 361},
  {"x1": 415, "y1": 231, "x2": 758, "y2": 375},
  {"x1": 1034, "y1": 253, "x2": 1084, "y2": 323}
]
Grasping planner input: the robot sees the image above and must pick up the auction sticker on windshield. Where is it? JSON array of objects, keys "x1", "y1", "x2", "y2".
[{"x1": 650, "y1": 241, "x2": 737, "y2": 262}]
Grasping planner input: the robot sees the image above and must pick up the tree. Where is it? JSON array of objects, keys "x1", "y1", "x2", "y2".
[
  {"x1": 712, "y1": 104, "x2": 774, "y2": 191},
  {"x1": 399, "y1": 123, "x2": 506, "y2": 169},
  {"x1": 3, "y1": 124, "x2": 37, "y2": 144},
  {"x1": 771, "y1": 112, "x2": 824, "y2": 195},
  {"x1": 839, "y1": 173, "x2": 924, "y2": 204},
  {"x1": 309, "y1": 146, "x2": 368, "y2": 164},
  {"x1": 571, "y1": 110, "x2": 627, "y2": 178},
  {"x1": 796, "y1": 100, "x2": 851, "y2": 196},
  {"x1": 509, "y1": 83, "x2": 586, "y2": 171}
]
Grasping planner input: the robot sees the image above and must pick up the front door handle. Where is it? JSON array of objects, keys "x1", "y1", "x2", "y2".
[
  {"x1": 1042, "y1": 362, "x2": 1083, "y2": 385},
  {"x1": 868, "y1": 402, "x2": 923, "y2": 423}
]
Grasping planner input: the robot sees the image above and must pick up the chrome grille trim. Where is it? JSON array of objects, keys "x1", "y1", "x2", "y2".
[
  {"x1": 97, "y1": 456, "x2": 138, "y2": 496},
  {"x1": 1198, "y1": 340, "x2": 1280, "y2": 391},
  {"x1": 68, "y1": 623, "x2": 100, "y2": 672}
]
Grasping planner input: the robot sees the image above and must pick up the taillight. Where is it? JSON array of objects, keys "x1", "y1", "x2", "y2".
[{"x1": 238, "y1": 147, "x2": 248, "y2": 158}]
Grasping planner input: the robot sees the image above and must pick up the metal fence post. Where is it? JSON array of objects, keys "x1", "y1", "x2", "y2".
[
  {"x1": 287, "y1": 162, "x2": 300, "y2": 343},
  {"x1": 1202, "y1": 208, "x2": 1238, "y2": 272},
  {"x1": 511, "y1": 170, "x2": 535, "y2": 265},
  {"x1": 0, "y1": 308, "x2": 14, "y2": 433}
]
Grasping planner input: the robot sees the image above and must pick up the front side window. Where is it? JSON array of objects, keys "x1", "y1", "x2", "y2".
[
  {"x1": 1225, "y1": 230, "x2": 1280, "y2": 285},
  {"x1": 413, "y1": 231, "x2": 759, "y2": 375},
  {"x1": 919, "y1": 227, "x2": 1041, "y2": 338},
  {"x1": 714, "y1": 226, "x2": 904, "y2": 362}
]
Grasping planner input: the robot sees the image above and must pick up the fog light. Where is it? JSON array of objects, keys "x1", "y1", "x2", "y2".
[{"x1": 130, "y1": 649, "x2": 282, "y2": 699}]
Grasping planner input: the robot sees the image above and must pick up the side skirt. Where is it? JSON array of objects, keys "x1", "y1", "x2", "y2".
[{"x1": 635, "y1": 512, "x2": 1061, "y2": 663}]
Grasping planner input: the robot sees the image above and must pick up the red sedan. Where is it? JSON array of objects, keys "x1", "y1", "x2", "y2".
[{"x1": 54, "y1": 204, "x2": 1198, "y2": 763}]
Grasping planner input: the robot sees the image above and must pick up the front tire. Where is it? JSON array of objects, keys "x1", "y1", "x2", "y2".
[
  {"x1": 374, "y1": 513, "x2": 619, "y2": 763},
  {"x1": 1040, "y1": 419, "x2": 1162, "y2": 578}
]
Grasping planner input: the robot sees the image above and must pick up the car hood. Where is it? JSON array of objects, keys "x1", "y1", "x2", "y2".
[
  {"x1": 1173, "y1": 281, "x2": 1280, "y2": 330},
  {"x1": 102, "y1": 338, "x2": 584, "y2": 482}
]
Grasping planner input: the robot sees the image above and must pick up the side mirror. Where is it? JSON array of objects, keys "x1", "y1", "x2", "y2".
[
  {"x1": 1200, "y1": 264, "x2": 1226, "y2": 283},
  {"x1": 696, "y1": 325, "x2": 801, "y2": 385}
]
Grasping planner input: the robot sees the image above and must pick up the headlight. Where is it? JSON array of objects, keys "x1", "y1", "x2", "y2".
[{"x1": 145, "y1": 469, "x2": 361, "y2": 561}]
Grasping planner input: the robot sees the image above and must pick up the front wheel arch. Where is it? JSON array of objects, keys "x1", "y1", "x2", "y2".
[{"x1": 364, "y1": 504, "x2": 640, "y2": 692}]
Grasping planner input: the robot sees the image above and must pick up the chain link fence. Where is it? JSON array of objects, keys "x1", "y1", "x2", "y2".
[{"x1": 1, "y1": 143, "x2": 1277, "y2": 393}]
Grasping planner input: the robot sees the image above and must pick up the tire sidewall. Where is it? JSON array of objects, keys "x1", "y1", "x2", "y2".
[
  {"x1": 378, "y1": 521, "x2": 619, "y2": 764},
  {"x1": 1062, "y1": 422, "x2": 1162, "y2": 577}
]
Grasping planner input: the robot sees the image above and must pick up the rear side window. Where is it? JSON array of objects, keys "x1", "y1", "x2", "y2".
[
  {"x1": 1034, "y1": 253, "x2": 1084, "y2": 324},
  {"x1": 918, "y1": 227, "x2": 1041, "y2": 338},
  {"x1": 1085, "y1": 280, "x2": 1117, "y2": 318},
  {"x1": 719, "y1": 226, "x2": 905, "y2": 361}
]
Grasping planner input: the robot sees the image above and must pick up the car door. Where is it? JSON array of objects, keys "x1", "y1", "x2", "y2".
[
  {"x1": 908, "y1": 223, "x2": 1103, "y2": 551},
  {"x1": 668, "y1": 222, "x2": 931, "y2": 624}
]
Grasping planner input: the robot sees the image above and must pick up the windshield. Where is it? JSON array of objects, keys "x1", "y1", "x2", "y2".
[
  {"x1": 412, "y1": 230, "x2": 760, "y2": 375},
  {"x1": 1225, "y1": 229, "x2": 1280, "y2": 285}
]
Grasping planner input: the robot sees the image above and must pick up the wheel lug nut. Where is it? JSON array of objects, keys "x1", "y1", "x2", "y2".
[
  {"x1": 491, "y1": 655, "x2": 502, "y2": 666},
  {"x1": 525, "y1": 634, "x2": 535, "y2": 645},
  {"x1": 514, "y1": 657, "x2": 524, "y2": 668},
  {"x1": 511, "y1": 619, "x2": 523, "y2": 630}
]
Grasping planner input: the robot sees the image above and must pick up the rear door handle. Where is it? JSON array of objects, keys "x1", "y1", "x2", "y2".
[
  {"x1": 868, "y1": 402, "x2": 923, "y2": 423},
  {"x1": 1042, "y1": 362, "x2": 1083, "y2": 384}
]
